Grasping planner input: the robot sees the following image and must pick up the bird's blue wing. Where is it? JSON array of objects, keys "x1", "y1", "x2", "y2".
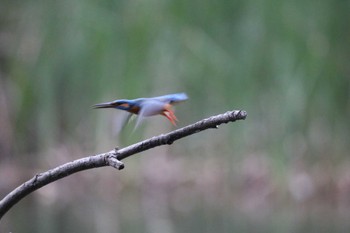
[{"x1": 152, "y1": 93, "x2": 188, "y2": 104}]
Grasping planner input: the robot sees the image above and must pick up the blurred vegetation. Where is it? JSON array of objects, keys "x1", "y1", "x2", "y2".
[{"x1": 1, "y1": 0, "x2": 350, "y2": 232}]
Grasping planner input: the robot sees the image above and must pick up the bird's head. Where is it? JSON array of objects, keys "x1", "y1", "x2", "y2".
[{"x1": 112, "y1": 100, "x2": 139, "y2": 111}]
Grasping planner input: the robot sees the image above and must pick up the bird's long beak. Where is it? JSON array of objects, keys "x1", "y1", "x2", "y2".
[
  {"x1": 93, "y1": 101, "x2": 130, "y2": 109},
  {"x1": 93, "y1": 102, "x2": 115, "y2": 109}
]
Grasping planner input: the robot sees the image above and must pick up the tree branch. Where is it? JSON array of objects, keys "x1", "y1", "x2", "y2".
[{"x1": 0, "y1": 110, "x2": 247, "y2": 220}]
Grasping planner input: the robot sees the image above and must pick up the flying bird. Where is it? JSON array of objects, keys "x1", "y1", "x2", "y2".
[{"x1": 94, "y1": 93, "x2": 188, "y2": 129}]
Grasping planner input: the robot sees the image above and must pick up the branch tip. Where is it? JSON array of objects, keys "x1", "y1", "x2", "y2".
[{"x1": 237, "y1": 110, "x2": 247, "y2": 119}]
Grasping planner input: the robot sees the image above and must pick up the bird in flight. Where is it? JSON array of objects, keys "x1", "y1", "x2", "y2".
[{"x1": 94, "y1": 93, "x2": 188, "y2": 129}]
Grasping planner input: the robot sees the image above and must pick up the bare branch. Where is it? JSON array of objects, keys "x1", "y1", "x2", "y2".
[{"x1": 0, "y1": 110, "x2": 247, "y2": 220}]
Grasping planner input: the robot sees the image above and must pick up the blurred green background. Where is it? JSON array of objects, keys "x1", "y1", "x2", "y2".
[{"x1": 1, "y1": 0, "x2": 350, "y2": 232}]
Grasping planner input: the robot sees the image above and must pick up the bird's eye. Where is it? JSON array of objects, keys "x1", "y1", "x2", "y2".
[{"x1": 120, "y1": 103, "x2": 130, "y2": 108}]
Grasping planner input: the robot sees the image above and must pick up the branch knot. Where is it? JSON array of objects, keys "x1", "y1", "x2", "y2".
[{"x1": 106, "y1": 148, "x2": 124, "y2": 170}]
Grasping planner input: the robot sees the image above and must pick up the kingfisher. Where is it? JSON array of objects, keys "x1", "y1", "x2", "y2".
[{"x1": 94, "y1": 93, "x2": 188, "y2": 128}]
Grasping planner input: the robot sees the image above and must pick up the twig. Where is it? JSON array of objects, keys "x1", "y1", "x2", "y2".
[{"x1": 0, "y1": 110, "x2": 247, "y2": 220}]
